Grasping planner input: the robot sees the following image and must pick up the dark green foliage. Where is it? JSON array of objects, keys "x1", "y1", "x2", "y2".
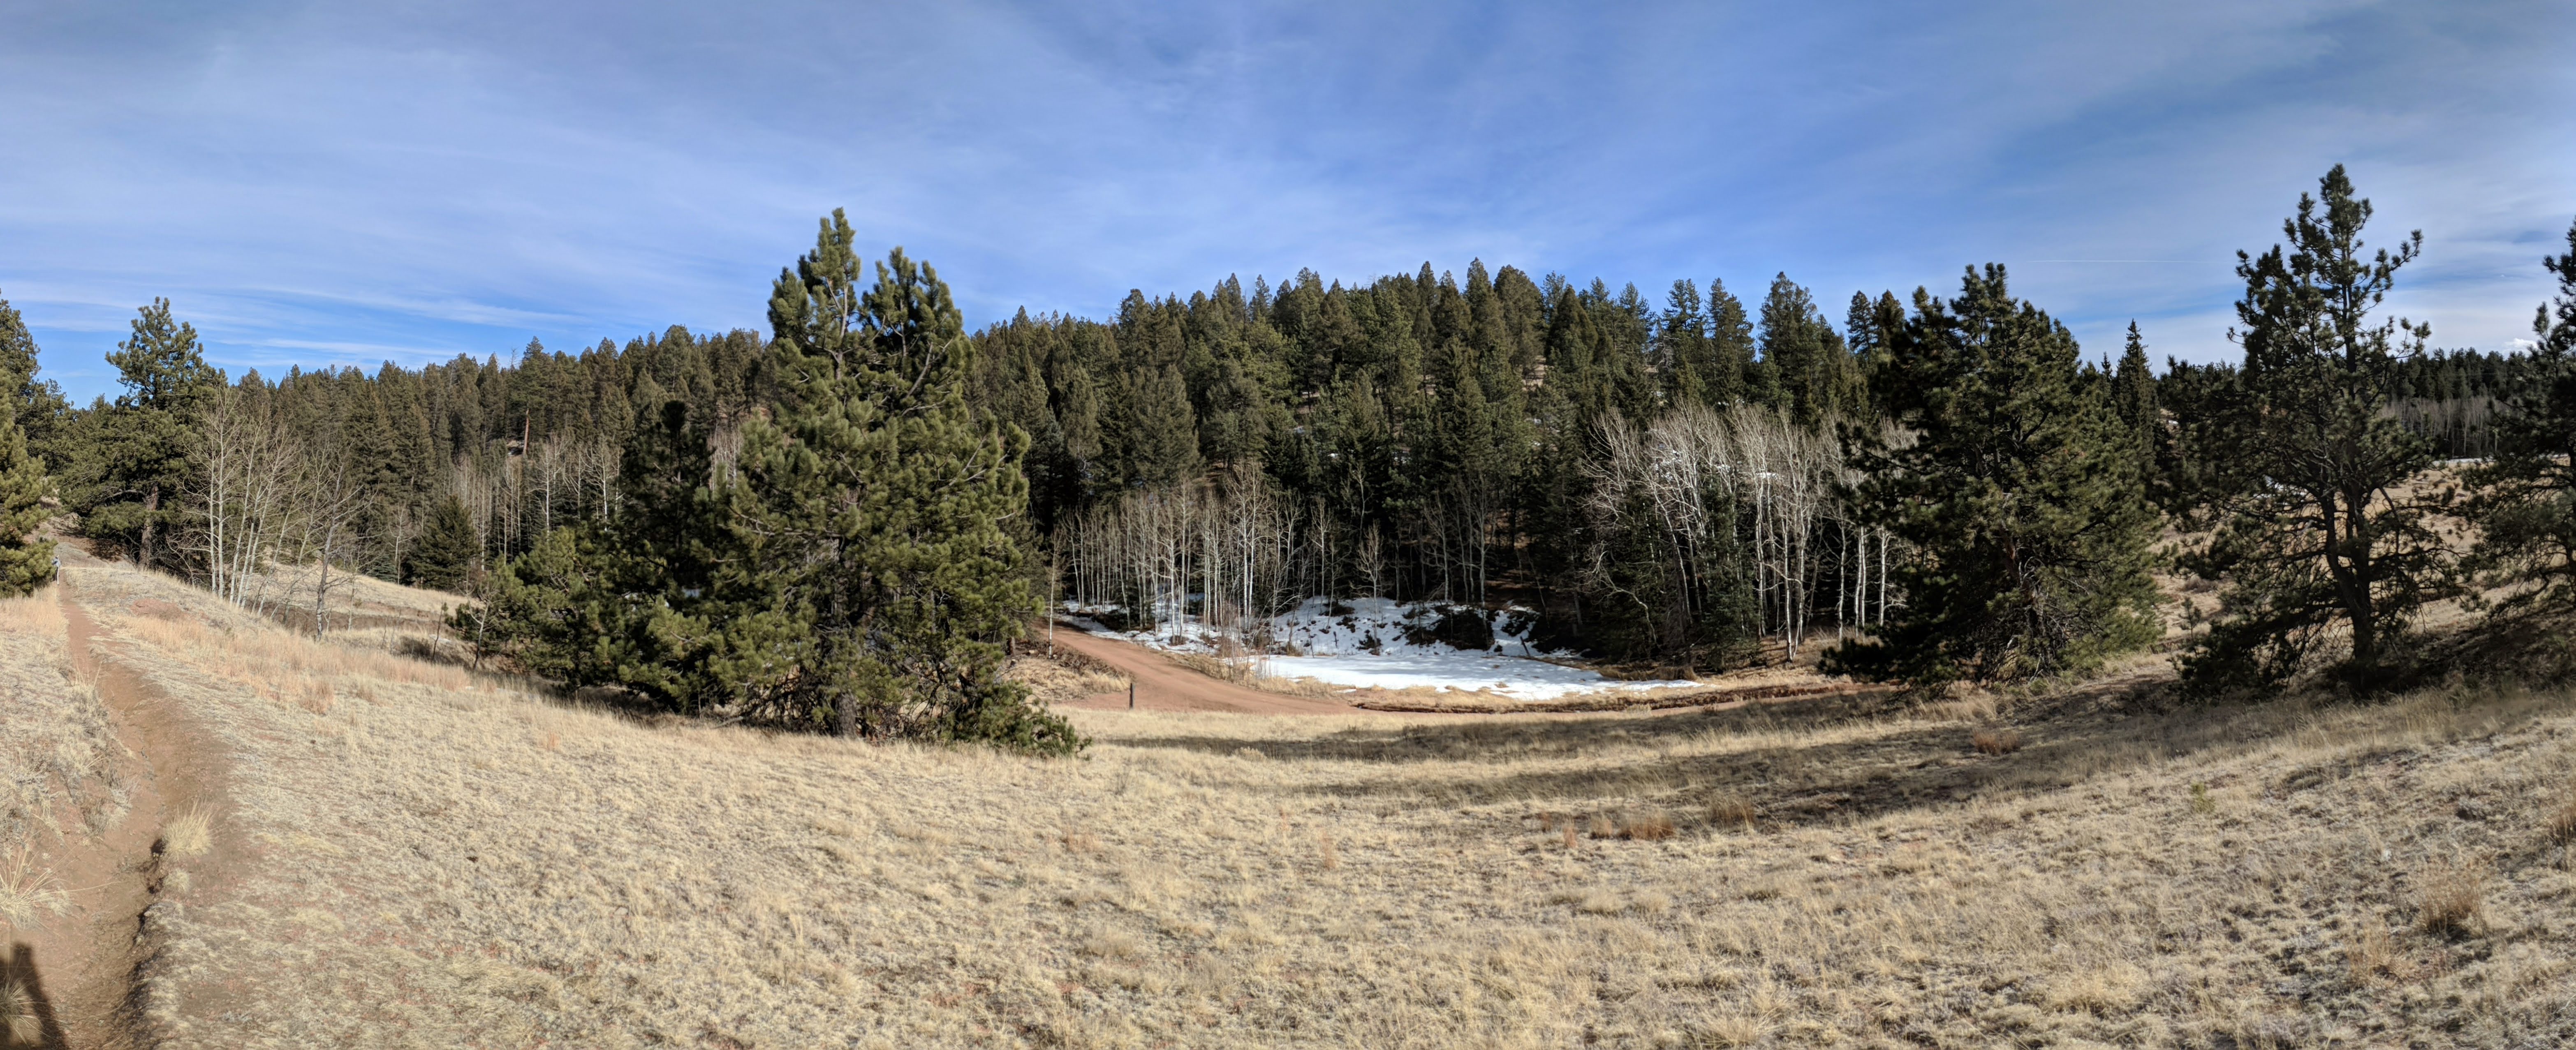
[
  {"x1": 1828, "y1": 266, "x2": 2160, "y2": 687},
  {"x1": 2112, "y1": 322, "x2": 2158, "y2": 476},
  {"x1": 710, "y1": 214, "x2": 1074, "y2": 751},
  {"x1": 67, "y1": 299, "x2": 223, "y2": 569},
  {"x1": 0, "y1": 291, "x2": 70, "y2": 460},
  {"x1": 2464, "y1": 215, "x2": 2576, "y2": 610},
  {"x1": 2178, "y1": 166, "x2": 2449, "y2": 694},
  {"x1": 0, "y1": 403, "x2": 56, "y2": 596},
  {"x1": 465, "y1": 213, "x2": 1078, "y2": 754},
  {"x1": 1759, "y1": 274, "x2": 1865, "y2": 427},
  {"x1": 403, "y1": 494, "x2": 480, "y2": 592}
]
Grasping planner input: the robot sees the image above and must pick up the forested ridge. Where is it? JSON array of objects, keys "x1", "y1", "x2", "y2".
[{"x1": 2, "y1": 166, "x2": 2572, "y2": 749}]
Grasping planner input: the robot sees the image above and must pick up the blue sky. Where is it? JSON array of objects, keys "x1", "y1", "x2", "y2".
[{"x1": 4, "y1": 0, "x2": 2570, "y2": 403}]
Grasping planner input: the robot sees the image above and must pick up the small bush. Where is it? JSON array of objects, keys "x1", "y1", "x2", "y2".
[
  {"x1": 2189, "y1": 782, "x2": 2216, "y2": 816},
  {"x1": 1971, "y1": 728, "x2": 2023, "y2": 755},
  {"x1": 1618, "y1": 812, "x2": 1677, "y2": 841},
  {"x1": 1706, "y1": 795, "x2": 1757, "y2": 829},
  {"x1": 2415, "y1": 861, "x2": 2483, "y2": 937},
  {"x1": 2546, "y1": 793, "x2": 2576, "y2": 846}
]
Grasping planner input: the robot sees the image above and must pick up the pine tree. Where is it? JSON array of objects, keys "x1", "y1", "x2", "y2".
[
  {"x1": 405, "y1": 494, "x2": 481, "y2": 592},
  {"x1": 710, "y1": 211, "x2": 1077, "y2": 752},
  {"x1": 74, "y1": 299, "x2": 223, "y2": 570},
  {"x1": 0, "y1": 291, "x2": 69, "y2": 459},
  {"x1": 0, "y1": 403, "x2": 56, "y2": 596},
  {"x1": 2464, "y1": 215, "x2": 2576, "y2": 609},
  {"x1": 1758, "y1": 274, "x2": 1860, "y2": 426},
  {"x1": 1113, "y1": 363, "x2": 1201, "y2": 489},
  {"x1": 1657, "y1": 279, "x2": 1713, "y2": 407},
  {"x1": 2111, "y1": 321, "x2": 2158, "y2": 477},
  {"x1": 1827, "y1": 266, "x2": 2160, "y2": 687},
  {"x1": 2180, "y1": 166, "x2": 2446, "y2": 693}
]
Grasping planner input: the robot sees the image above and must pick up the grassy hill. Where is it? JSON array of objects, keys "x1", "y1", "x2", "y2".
[{"x1": 4, "y1": 557, "x2": 2574, "y2": 1047}]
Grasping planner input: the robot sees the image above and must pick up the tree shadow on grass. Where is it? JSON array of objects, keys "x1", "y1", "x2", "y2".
[{"x1": 1109, "y1": 666, "x2": 2576, "y2": 832}]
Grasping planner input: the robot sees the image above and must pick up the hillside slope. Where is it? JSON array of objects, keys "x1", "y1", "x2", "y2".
[{"x1": 13, "y1": 559, "x2": 2576, "y2": 1048}]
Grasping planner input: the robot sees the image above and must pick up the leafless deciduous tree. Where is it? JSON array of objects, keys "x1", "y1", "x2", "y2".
[{"x1": 1064, "y1": 463, "x2": 1300, "y2": 650}]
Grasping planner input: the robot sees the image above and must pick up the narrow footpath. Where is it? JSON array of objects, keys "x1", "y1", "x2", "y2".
[{"x1": 9, "y1": 549, "x2": 231, "y2": 1050}]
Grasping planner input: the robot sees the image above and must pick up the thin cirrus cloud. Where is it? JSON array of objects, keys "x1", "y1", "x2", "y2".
[{"x1": 2, "y1": 0, "x2": 2569, "y2": 403}]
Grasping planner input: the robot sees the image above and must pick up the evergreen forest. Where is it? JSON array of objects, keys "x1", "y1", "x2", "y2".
[{"x1": 5, "y1": 166, "x2": 2573, "y2": 752}]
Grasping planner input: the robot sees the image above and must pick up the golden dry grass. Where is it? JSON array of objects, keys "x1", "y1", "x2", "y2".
[
  {"x1": 0, "y1": 586, "x2": 121, "y2": 914},
  {"x1": 57, "y1": 562, "x2": 2576, "y2": 1048},
  {"x1": 156, "y1": 805, "x2": 212, "y2": 860}
]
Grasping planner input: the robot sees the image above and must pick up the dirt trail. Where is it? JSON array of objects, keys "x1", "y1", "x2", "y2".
[
  {"x1": 9, "y1": 560, "x2": 229, "y2": 1050},
  {"x1": 1044, "y1": 628, "x2": 1368, "y2": 715}
]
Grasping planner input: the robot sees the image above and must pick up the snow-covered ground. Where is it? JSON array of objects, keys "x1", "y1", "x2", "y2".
[{"x1": 1065, "y1": 597, "x2": 1701, "y2": 701}]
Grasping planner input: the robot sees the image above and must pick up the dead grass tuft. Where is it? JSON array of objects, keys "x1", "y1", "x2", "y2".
[
  {"x1": 2546, "y1": 791, "x2": 2576, "y2": 846},
  {"x1": 160, "y1": 805, "x2": 214, "y2": 859},
  {"x1": 3, "y1": 977, "x2": 37, "y2": 1045},
  {"x1": 1706, "y1": 794, "x2": 1757, "y2": 829},
  {"x1": 299, "y1": 679, "x2": 335, "y2": 714},
  {"x1": 1617, "y1": 811, "x2": 1677, "y2": 841},
  {"x1": 2346, "y1": 921, "x2": 2408, "y2": 985},
  {"x1": 2414, "y1": 860, "x2": 2484, "y2": 937},
  {"x1": 1971, "y1": 727, "x2": 2023, "y2": 754},
  {"x1": 0, "y1": 852, "x2": 71, "y2": 930},
  {"x1": 1697, "y1": 1014, "x2": 1769, "y2": 1047}
]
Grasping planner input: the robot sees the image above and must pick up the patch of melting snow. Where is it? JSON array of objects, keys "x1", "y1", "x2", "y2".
[{"x1": 1064, "y1": 597, "x2": 1699, "y2": 701}]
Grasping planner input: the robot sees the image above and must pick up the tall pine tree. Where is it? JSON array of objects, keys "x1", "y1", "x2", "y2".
[
  {"x1": 2464, "y1": 215, "x2": 2576, "y2": 611},
  {"x1": 74, "y1": 299, "x2": 222, "y2": 570},
  {"x1": 1828, "y1": 266, "x2": 2159, "y2": 687},
  {"x1": 710, "y1": 211, "x2": 1076, "y2": 751},
  {"x1": 2181, "y1": 166, "x2": 2446, "y2": 692},
  {"x1": 2111, "y1": 321, "x2": 2158, "y2": 478},
  {"x1": 0, "y1": 395, "x2": 54, "y2": 596},
  {"x1": 405, "y1": 494, "x2": 481, "y2": 591}
]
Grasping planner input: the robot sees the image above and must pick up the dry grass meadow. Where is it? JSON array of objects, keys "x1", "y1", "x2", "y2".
[{"x1": 5, "y1": 557, "x2": 2575, "y2": 1047}]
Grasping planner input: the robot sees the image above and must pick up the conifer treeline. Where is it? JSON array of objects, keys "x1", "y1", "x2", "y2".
[{"x1": 1, "y1": 167, "x2": 2571, "y2": 749}]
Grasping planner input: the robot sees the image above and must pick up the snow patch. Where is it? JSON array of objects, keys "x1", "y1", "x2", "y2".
[{"x1": 1064, "y1": 597, "x2": 1699, "y2": 701}]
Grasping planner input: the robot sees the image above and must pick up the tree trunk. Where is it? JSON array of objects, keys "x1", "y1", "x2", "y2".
[{"x1": 141, "y1": 484, "x2": 160, "y2": 570}]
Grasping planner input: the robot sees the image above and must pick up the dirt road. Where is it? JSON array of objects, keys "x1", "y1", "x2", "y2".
[{"x1": 1043, "y1": 628, "x2": 1368, "y2": 715}]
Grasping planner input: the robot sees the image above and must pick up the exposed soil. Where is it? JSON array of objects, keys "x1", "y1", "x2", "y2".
[{"x1": 1044, "y1": 628, "x2": 1364, "y2": 715}]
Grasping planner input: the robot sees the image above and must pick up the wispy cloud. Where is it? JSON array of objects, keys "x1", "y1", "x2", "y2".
[{"x1": 4, "y1": 0, "x2": 2569, "y2": 401}]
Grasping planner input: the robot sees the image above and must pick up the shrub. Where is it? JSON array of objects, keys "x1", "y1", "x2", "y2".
[{"x1": 2414, "y1": 861, "x2": 2483, "y2": 936}]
